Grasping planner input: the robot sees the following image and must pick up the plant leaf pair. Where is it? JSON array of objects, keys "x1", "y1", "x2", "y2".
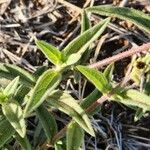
[
  {"x1": 77, "y1": 65, "x2": 150, "y2": 119},
  {"x1": 62, "y1": 18, "x2": 110, "y2": 66},
  {"x1": 36, "y1": 17, "x2": 110, "y2": 68},
  {"x1": 0, "y1": 77, "x2": 27, "y2": 140},
  {"x1": 0, "y1": 76, "x2": 20, "y2": 104}
]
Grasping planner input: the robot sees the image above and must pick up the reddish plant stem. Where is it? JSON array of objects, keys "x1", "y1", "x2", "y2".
[
  {"x1": 89, "y1": 42, "x2": 150, "y2": 69},
  {"x1": 85, "y1": 85, "x2": 119, "y2": 113},
  {"x1": 85, "y1": 95, "x2": 107, "y2": 113},
  {"x1": 52, "y1": 126, "x2": 67, "y2": 144},
  {"x1": 40, "y1": 127, "x2": 67, "y2": 150}
]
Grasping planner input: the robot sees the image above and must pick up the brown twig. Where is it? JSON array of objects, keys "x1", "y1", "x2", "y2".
[
  {"x1": 85, "y1": 96, "x2": 106, "y2": 114},
  {"x1": 85, "y1": 84, "x2": 120, "y2": 113},
  {"x1": 89, "y1": 42, "x2": 150, "y2": 69},
  {"x1": 51, "y1": 126, "x2": 67, "y2": 144}
]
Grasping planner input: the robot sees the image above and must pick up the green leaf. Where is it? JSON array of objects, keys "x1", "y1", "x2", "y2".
[
  {"x1": 33, "y1": 121, "x2": 43, "y2": 147},
  {"x1": 0, "y1": 63, "x2": 35, "y2": 87},
  {"x1": 77, "y1": 65, "x2": 111, "y2": 94},
  {"x1": 0, "y1": 119, "x2": 15, "y2": 148},
  {"x1": 81, "y1": 10, "x2": 90, "y2": 34},
  {"x1": 67, "y1": 121, "x2": 84, "y2": 150},
  {"x1": 0, "y1": 92, "x2": 8, "y2": 104},
  {"x1": 126, "y1": 89, "x2": 150, "y2": 111},
  {"x1": 103, "y1": 63, "x2": 114, "y2": 82},
  {"x1": 2, "y1": 101, "x2": 26, "y2": 138},
  {"x1": 79, "y1": 10, "x2": 93, "y2": 64},
  {"x1": 47, "y1": 90, "x2": 95, "y2": 136},
  {"x1": 4, "y1": 76, "x2": 20, "y2": 97},
  {"x1": 86, "y1": 5, "x2": 150, "y2": 33},
  {"x1": 111, "y1": 89, "x2": 150, "y2": 111},
  {"x1": 24, "y1": 69, "x2": 61, "y2": 116},
  {"x1": 36, "y1": 40, "x2": 62, "y2": 65},
  {"x1": 36, "y1": 105, "x2": 57, "y2": 141},
  {"x1": 62, "y1": 18, "x2": 110, "y2": 66},
  {"x1": 15, "y1": 134, "x2": 32, "y2": 150}
]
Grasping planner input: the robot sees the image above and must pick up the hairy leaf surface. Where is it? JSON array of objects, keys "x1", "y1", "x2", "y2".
[
  {"x1": 24, "y1": 69, "x2": 61, "y2": 116},
  {"x1": 62, "y1": 18, "x2": 110, "y2": 65},
  {"x1": 2, "y1": 102, "x2": 26, "y2": 138},
  {"x1": 77, "y1": 66, "x2": 111, "y2": 93},
  {"x1": 4, "y1": 76, "x2": 20, "y2": 97},
  {"x1": 111, "y1": 89, "x2": 150, "y2": 111},
  {"x1": 36, "y1": 40, "x2": 62, "y2": 65},
  {"x1": 67, "y1": 121, "x2": 84, "y2": 150},
  {"x1": 81, "y1": 10, "x2": 90, "y2": 34},
  {"x1": 126, "y1": 89, "x2": 150, "y2": 111}
]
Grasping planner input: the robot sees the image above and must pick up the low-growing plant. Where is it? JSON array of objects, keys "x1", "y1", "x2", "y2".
[{"x1": 0, "y1": 5, "x2": 150, "y2": 150}]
